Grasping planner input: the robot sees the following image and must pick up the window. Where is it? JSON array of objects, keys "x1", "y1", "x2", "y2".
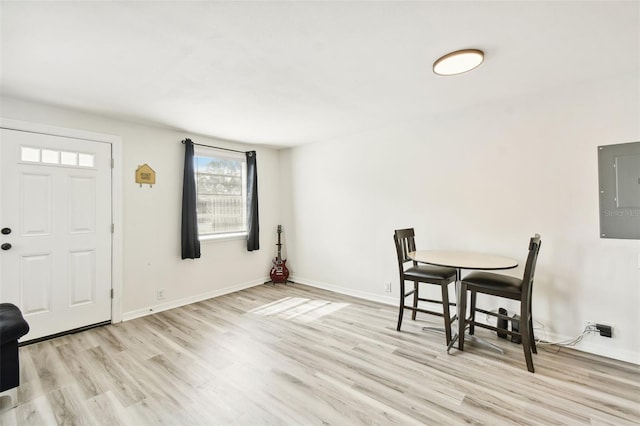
[
  {"x1": 20, "y1": 146, "x2": 95, "y2": 168},
  {"x1": 194, "y1": 148, "x2": 247, "y2": 238}
]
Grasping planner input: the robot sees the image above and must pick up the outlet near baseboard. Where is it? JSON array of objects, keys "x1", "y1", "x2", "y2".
[
  {"x1": 596, "y1": 323, "x2": 613, "y2": 338},
  {"x1": 587, "y1": 321, "x2": 613, "y2": 338}
]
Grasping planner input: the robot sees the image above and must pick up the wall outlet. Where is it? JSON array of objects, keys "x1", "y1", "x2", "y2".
[
  {"x1": 157, "y1": 289, "x2": 165, "y2": 300},
  {"x1": 384, "y1": 282, "x2": 392, "y2": 292},
  {"x1": 586, "y1": 321, "x2": 613, "y2": 338},
  {"x1": 596, "y1": 323, "x2": 613, "y2": 338}
]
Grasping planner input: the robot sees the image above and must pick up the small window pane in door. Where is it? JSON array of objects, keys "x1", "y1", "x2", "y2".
[
  {"x1": 21, "y1": 147, "x2": 40, "y2": 162},
  {"x1": 61, "y1": 151, "x2": 78, "y2": 166},
  {"x1": 42, "y1": 149, "x2": 60, "y2": 164}
]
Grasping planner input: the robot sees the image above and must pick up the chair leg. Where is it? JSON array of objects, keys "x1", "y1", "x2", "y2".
[
  {"x1": 457, "y1": 282, "x2": 468, "y2": 351},
  {"x1": 529, "y1": 302, "x2": 537, "y2": 354},
  {"x1": 529, "y1": 318, "x2": 537, "y2": 354},
  {"x1": 521, "y1": 305, "x2": 535, "y2": 373},
  {"x1": 411, "y1": 281, "x2": 418, "y2": 320},
  {"x1": 397, "y1": 281, "x2": 405, "y2": 331},
  {"x1": 469, "y1": 290, "x2": 477, "y2": 335},
  {"x1": 440, "y1": 283, "x2": 452, "y2": 345}
]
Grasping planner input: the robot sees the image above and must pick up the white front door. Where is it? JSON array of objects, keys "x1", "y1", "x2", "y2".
[{"x1": 0, "y1": 128, "x2": 112, "y2": 341}]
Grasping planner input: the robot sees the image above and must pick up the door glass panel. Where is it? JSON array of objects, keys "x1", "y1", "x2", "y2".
[
  {"x1": 42, "y1": 149, "x2": 60, "y2": 164},
  {"x1": 21, "y1": 147, "x2": 40, "y2": 162},
  {"x1": 78, "y1": 153, "x2": 95, "y2": 167},
  {"x1": 61, "y1": 151, "x2": 78, "y2": 166}
]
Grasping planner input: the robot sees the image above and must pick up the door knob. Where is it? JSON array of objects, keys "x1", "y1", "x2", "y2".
[
  {"x1": 1, "y1": 228, "x2": 10, "y2": 235},
  {"x1": 1, "y1": 243, "x2": 11, "y2": 250}
]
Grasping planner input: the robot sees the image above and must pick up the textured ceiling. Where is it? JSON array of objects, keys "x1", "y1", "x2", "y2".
[{"x1": 1, "y1": 1, "x2": 638, "y2": 148}]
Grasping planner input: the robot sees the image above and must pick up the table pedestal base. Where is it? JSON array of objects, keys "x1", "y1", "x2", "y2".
[
  {"x1": 421, "y1": 326, "x2": 445, "y2": 335},
  {"x1": 446, "y1": 332, "x2": 504, "y2": 355}
]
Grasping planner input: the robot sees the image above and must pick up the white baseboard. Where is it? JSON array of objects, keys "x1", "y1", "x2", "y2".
[
  {"x1": 537, "y1": 330, "x2": 639, "y2": 365},
  {"x1": 291, "y1": 275, "x2": 397, "y2": 306},
  {"x1": 292, "y1": 275, "x2": 639, "y2": 366},
  {"x1": 121, "y1": 277, "x2": 268, "y2": 322}
]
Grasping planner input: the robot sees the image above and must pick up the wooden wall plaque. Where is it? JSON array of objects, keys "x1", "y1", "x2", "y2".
[{"x1": 136, "y1": 164, "x2": 156, "y2": 187}]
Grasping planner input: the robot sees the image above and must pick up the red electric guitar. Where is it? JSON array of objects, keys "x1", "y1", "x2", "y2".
[{"x1": 270, "y1": 225, "x2": 289, "y2": 284}]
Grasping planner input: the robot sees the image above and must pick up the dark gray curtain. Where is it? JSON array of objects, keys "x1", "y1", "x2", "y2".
[
  {"x1": 181, "y1": 139, "x2": 201, "y2": 259},
  {"x1": 246, "y1": 151, "x2": 260, "y2": 251}
]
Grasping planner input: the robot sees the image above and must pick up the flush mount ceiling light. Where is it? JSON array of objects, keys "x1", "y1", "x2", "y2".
[{"x1": 433, "y1": 49, "x2": 484, "y2": 76}]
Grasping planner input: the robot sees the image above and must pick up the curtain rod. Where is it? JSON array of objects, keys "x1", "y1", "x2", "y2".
[{"x1": 181, "y1": 138, "x2": 248, "y2": 154}]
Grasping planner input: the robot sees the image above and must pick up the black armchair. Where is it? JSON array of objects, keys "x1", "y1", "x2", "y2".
[{"x1": 0, "y1": 303, "x2": 30, "y2": 408}]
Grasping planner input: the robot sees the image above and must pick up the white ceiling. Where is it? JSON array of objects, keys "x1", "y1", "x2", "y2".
[{"x1": 1, "y1": 1, "x2": 638, "y2": 148}]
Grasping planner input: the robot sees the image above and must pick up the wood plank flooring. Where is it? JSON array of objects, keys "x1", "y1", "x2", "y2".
[{"x1": 1, "y1": 283, "x2": 639, "y2": 425}]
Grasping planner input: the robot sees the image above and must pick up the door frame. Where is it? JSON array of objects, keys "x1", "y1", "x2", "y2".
[{"x1": 0, "y1": 118, "x2": 123, "y2": 323}]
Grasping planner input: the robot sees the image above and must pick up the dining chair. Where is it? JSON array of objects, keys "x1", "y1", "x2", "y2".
[
  {"x1": 458, "y1": 234, "x2": 542, "y2": 373},
  {"x1": 393, "y1": 228, "x2": 457, "y2": 344}
]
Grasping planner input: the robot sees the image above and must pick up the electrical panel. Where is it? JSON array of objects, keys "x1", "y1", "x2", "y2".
[{"x1": 598, "y1": 141, "x2": 640, "y2": 239}]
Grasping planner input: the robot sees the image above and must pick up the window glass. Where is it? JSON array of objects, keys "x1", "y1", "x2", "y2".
[
  {"x1": 61, "y1": 151, "x2": 78, "y2": 166},
  {"x1": 19, "y1": 147, "x2": 96, "y2": 168},
  {"x1": 41, "y1": 149, "x2": 59, "y2": 164},
  {"x1": 194, "y1": 151, "x2": 247, "y2": 236},
  {"x1": 21, "y1": 147, "x2": 40, "y2": 162}
]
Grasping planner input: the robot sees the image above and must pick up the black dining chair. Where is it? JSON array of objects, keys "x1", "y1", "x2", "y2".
[
  {"x1": 457, "y1": 234, "x2": 542, "y2": 373},
  {"x1": 393, "y1": 228, "x2": 457, "y2": 344}
]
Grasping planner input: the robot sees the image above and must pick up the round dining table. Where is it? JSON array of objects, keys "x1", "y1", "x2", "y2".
[{"x1": 409, "y1": 250, "x2": 518, "y2": 272}]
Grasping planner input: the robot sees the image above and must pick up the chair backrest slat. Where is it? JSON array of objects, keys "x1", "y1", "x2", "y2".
[{"x1": 394, "y1": 228, "x2": 417, "y2": 266}]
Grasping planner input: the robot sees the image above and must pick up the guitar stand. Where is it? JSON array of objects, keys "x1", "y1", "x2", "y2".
[{"x1": 264, "y1": 279, "x2": 294, "y2": 285}]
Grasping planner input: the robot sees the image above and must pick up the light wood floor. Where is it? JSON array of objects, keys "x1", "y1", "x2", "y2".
[{"x1": 1, "y1": 283, "x2": 639, "y2": 425}]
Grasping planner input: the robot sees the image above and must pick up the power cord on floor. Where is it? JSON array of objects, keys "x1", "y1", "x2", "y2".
[
  {"x1": 535, "y1": 323, "x2": 599, "y2": 347},
  {"x1": 482, "y1": 309, "x2": 601, "y2": 350}
]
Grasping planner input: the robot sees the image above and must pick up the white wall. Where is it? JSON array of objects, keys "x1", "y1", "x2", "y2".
[
  {"x1": 2, "y1": 70, "x2": 638, "y2": 364},
  {"x1": 1, "y1": 96, "x2": 282, "y2": 319},
  {"x1": 280, "y1": 72, "x2": 640, "y2": 364}
]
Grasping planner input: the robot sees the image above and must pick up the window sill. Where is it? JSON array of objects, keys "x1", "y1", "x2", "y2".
[{"x1": 199, "y1": 232, "x2": 247, "y2": 243}]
